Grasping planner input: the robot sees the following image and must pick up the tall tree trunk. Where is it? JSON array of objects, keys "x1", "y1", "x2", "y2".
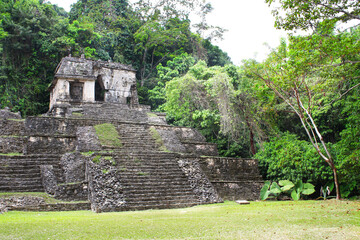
[{"x1": 245, "y1": 117, "x2": 256, "y2": 156}]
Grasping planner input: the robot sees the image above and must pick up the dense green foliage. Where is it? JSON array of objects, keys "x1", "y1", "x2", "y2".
[
  {"x1": 0, "y1": 0, "x2": 229, "y2": 115},
  {"x1": 255, "y1": 133, "x2": 334, "y2": 186},
  {"x1": 260, "y1": 180, "x2": 315, "y2": 201}
]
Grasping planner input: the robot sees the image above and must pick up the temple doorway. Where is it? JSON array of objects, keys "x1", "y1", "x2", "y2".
[{"x1": 95, "y1": 76, "x2": 105, "y2": 101}]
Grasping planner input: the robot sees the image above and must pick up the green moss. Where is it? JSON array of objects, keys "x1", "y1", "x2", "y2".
[
  {"x1": 0, "y1": 135, "x2": 24, "y2": 138},
  {"x1": 57, "y1": 182, "x2": 83, "y2": 186},
  {"x1": 147, "y1": 112, "x2": 158, "y2": 117},
  {"x1": 133, "y1": 157, "x2": 141, "y2": 164},
  {"x1": 0, "y1": 152, "x2": 23, "y2": 156},
  {"x1": 102, "y1": 169, "x2": 110, "y2": 174},
  {"x1": 80, "y1": 151, "x2": 94, "y2": 156},
  {"x1": 98, "y1": 150, "x2": 114, "y2": 154},
  {"x1": 92, "y1": 155, "x2": 101, "y2": 164},
  {"x1": 103, "y1": 156, "x2": 116, "y2": 166},
  {"x1": 94, "y1": 123, "x2": 122, "y2": 148},
  {"x1": 8, "y1": 119, "x2": 25, "y2": 122},
  {"x1": 137, "y1": 171, "x2": 148, "y2": 176},
  {"x1": 149, "y1": 126, "x2": 169, "y2": 152},
  {"x1": 119, "y1": 167, "x2": 127, "y2": 171},
  {"x1": 71, "y1": 112, "x2": 83, "y2": 117}
]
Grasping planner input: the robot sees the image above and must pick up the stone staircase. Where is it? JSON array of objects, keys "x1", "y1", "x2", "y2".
[
  {"x1": 112, "y1": 152, "x2": 201, "y2": 210},
  {"x1": 116, "y1": 124, "x2": 160, "y2": 151},
  {"x1": 0, "y1": 155, "x2": 62, "y2": 192},
  {"x1": 86, "y1": 121, "x2": 205, "y2": 211},
  {"x1": 71, "y1": 103, "x2": 150, "y2": 123}
]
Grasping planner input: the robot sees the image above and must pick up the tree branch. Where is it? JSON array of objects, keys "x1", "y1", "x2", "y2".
[{"x1": 319, "y1": 3, "x2": 360, "y2": 21}]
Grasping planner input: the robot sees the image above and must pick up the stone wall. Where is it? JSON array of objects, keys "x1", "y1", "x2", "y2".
[
  {"x1": 0, "y1": 136, "x2": 25, "y2": 154},
  {"x1": 26, "y1": 136, "x2": 76, "y2": 154},
  {"x1": 87, "y1": 158, "x2": 126, "y2": 212},
  {"x1": 0, "y1": 119, "x2": 25, "y2": 136},
  {"x1": 154, "y1": 125, "x2": 218, "y2": 156},
  {"x1": 177, "y1": 158, "x2": 222, "y2": 204},
  {"x1": 193, "y1": 156, "x2": 263, "y2": 200}
]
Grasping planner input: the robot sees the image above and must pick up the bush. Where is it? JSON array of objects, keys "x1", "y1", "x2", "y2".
[{"x1": 255, "y1": 132, "x2": 334, "y2": 188}]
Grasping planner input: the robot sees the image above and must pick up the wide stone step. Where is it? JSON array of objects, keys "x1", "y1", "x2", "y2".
[
  {"x1": 126, "y1": 191, "x2": 196, "y2": 198},
  {"x1": 121, "y1": 181, "x2": 192, "y2": 187},
  {"x1": 124, "y1": 198, "x2": 198, "y2": 206},
  {"x1": 0, "y1": 166, "x2": 61, "y2": 172},
  {"x1": 116, "y1": 202, "x2": 199, "y2": 211},
  {"x1": 129, "y1": 203, "x2": 197, "y2": 211},
  {"x1": 121, "y1": 186, "x2": 194, "y2": 193},
  {"x1": 0, "y1": 162, "x2": 61, "y2": 167},
  {"x1": 119, "y1": 175, "x2": 188, "y2": 181},
  {"x1": 0, "y1": 185, "x2": 44, "y2": 192},
  {"x1": 7, "y1": 202, "x2": 91, "y2": 211},
  {"x1": 0, "y1": 173, "x2": 42, "y2": 179}
]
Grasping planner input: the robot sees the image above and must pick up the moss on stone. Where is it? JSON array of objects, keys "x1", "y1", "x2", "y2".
[
  {"x1": 8, "y1": 118, "x2": 25, "y2": 122},
  {"x1": 0, "y1": 152, "x2": 23, "y2": 156},
  {"x1": 149, "y1": 126, "x2": 168, "y2": 152},
  {"x1": 92, "y1": 155, "x2": 101, "y2": 164},
  {"x1": 147, "y1": 112, "x2": 158, "y2": 117},
  {"x1": 80, "y1": 151, "x2": 94, "y2": 156},
  {"x1": 71, "y1": 112, "x2": 83, "y2": 117},
  {"x1": 103, "y1": 156, "x2": 116, "y2": 166},
  {"x1": 94, "y1": 123, "x2": 122, "y2": 148}
]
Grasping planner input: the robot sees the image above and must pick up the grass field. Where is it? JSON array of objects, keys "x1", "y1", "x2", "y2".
[{"x1": 0, "y1": 200, "x2": 359, "y2": 239}]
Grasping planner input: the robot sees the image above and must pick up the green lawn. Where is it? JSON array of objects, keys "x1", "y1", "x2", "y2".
[{"x1": 0, "y1": 200, "x2": 359, "y2": 239}]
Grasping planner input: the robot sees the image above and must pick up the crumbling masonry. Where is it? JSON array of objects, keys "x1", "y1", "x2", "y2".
[{"x1": 0, "y1": 56, "x2": 262, "y2": 212}]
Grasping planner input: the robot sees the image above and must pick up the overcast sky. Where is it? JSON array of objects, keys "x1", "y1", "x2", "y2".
[{"x1": 48, "y1": 0, "x2": 288, "y2": 65}]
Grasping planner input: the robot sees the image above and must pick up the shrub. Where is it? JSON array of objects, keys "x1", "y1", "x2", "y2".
[{"x1": 255, "y1": 132, "x2": 334, "y2": 188}]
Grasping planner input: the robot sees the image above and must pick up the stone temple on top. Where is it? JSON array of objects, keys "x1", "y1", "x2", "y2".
[
  {"x1": 0, "y1": 56, "x2": 263, "y2": 212},
  {"x1": 49, "y1": 55, "x2": 140, "y2": 116}
]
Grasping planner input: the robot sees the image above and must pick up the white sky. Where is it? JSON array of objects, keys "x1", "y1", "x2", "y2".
[{"x1": 48, "y1": 0, "x2": 288, "y2": 65}]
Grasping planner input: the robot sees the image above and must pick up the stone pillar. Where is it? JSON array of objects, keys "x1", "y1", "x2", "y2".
[{"x1": 82, "y1": 80, "x2": 95, "y2": 102}]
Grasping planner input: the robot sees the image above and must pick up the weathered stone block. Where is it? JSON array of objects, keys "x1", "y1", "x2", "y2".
[
  {"x1": 178, "y1": 158, "x2": 222, "y2": 204},
  {"x1": 0, "y1": 136, "x2": 25, "y2": 154},
  {"x1": 55, "y1": 182, "x2": 88, "y2": 201},
  {"x1": 211, "y1": 181, "x2": 263, "y2": 201},
  {"x1": 87, "y1": 159, "x2": 125, "y2": 212},
  {"x1": 0, "y1": 108, "x2": 21, "y2": 119},
  {"x1": 182, "y1": 142, "x2": 218, "y2": 156},
  {"x1": 60, "y1": 153, "x2": 86, "y2": 183},
  {"x1": 76, "y1": 127, "x2": 101, "y2": 152},
  {"x1": 26, "y1": 136, "x2": 76, "y2": 154},
  {"x1": 0, "y1": 119, "x2": 25, "y2": 136},
  {"x1": 155, "y1": 128, "x2": 186, "y2": 153},
  {"x1": 40, "y1": 165, "x2": 58, "y2": 195}
]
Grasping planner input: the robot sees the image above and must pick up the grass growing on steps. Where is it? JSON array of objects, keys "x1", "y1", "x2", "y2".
[
  {"x1": 0, "y1": 201, "x2": 359, "y2": 239},
  {"x1": 0, "y1": 152, "x2": 23, "y2": 156},
  {"x1": 149, "y1": 126, "x2": 169, "y2": 152},
  {"x1": 94, "y1": 123, "x2": 122, "y2": 148},
  {"x1": 147, "y1": 112, "x2": 158, "y2": 118}
]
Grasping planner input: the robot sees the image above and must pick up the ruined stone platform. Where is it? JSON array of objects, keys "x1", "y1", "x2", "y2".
[
  {"x1": 0, "y1": 104, "x2": 263, "y2": 212},
  {"x1": 0, "y1": 57, "x2": 262, "y2": 212}
]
